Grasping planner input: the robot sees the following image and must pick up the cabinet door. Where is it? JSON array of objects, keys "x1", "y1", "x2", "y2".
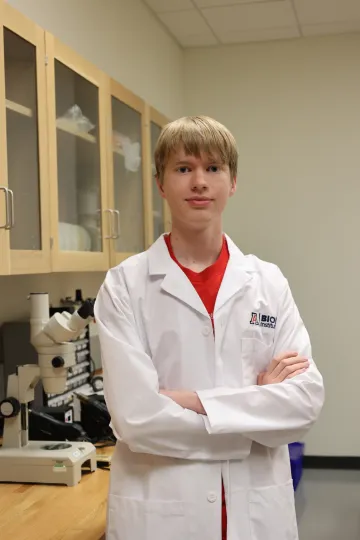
[
  {"x1": 0, "y1": 1, "x2": 10, "y2": 275},
  {"x1": 46, "y1": 33, "x2": 110, "y2": 272},
  {"x1": 149, "y1": 107, "x2": 171, "y2": 237},
  {"x1": 107, "y1": 80, "x2": 150, "y2": 266},
  {"x1": 0, "y1": 3, "x2": 50, "y2": 274},
  {"x1": 150, "y1": 118, "x2": 165, "y2": 241}
]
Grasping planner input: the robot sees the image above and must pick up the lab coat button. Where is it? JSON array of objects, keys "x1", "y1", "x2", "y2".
[
  {"x1": 202, "y1": 326, "x2": 211, "y2": 336},
  {"x1": 207, "y1": 492, "x2": 217, "y2": 503}
]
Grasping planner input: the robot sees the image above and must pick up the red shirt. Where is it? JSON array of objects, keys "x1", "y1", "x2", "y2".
[{"x1": 164, "y1": 234, "x2": 229, "y2": 540}]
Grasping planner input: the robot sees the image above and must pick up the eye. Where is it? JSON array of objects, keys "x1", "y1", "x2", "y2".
[
  {"x1": 208, "y1": 165, "x2": 220, "y2": 173},
  {"x1": 177, "y1": 166, "x2": 190, "y2": 173}
]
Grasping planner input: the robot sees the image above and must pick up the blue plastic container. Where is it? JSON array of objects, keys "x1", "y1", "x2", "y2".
[{"x1": 289, "y1": 442, "x2": 305, "y2": 491}]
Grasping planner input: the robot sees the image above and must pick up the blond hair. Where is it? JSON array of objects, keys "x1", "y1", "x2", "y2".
[{"x1": 154, "y1": 116, "x2": 238, "y2": 184}]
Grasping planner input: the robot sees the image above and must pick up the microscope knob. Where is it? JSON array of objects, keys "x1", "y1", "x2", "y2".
[
  {"x1": 91, "y1": 376, "x2": 104, "y2": 392},
  {"x1": 52, "y1": 356, "x2": 65, "y2": 368},
  {"x1": 0, "y1": 397, "x2": 21, "y2": 418}
]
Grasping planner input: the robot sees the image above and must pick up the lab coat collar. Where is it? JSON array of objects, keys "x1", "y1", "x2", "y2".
[
  {"x1": 215, "y1": 235, "x2": 255, "y2": 313},
  {"x1": 148, "y1": 234, "x2": 256, "y2": 316}
]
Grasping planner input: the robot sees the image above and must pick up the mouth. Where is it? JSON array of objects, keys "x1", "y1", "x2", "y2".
[
  {"x1": 186, "y1": 197, "x2": 212, "y2": 201},
  {"x1": 185, "y1": 197, "x2": 213, "y2": 207}
]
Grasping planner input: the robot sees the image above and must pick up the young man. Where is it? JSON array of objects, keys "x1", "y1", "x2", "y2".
[{"x1": 95, "y1": 116, "x2": 324, "y2": 540}]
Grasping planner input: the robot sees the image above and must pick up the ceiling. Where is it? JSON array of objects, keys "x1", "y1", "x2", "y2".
[{"x1": 143, "y1": 0, "x2": 360, "y2": 47}]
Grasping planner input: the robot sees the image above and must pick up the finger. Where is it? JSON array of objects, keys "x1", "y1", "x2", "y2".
[
  {"x1": 286, "y1": 367, "x2": 309, "y2": 380},
  {"x1": 276, "y1": 361, "x2": 310, "y2": 382},
  {"x1": 271, "y1": 355, "x2": 308, "y2": 379},
  {"x1": 274, "y1": 351, "x2": 299, "y2": 363},
  {"x1": 267, "y1": 351, "x2": 299, "y2": 375}
]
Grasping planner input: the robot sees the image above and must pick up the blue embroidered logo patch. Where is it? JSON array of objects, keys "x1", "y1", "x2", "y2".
[{"x1": 250, "y1": 312, "x2": 277, "y2": 329}]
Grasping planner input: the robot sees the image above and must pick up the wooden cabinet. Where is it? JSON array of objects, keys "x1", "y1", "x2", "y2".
[
  {"x1": 106, "y1": 79, "x2": 151, "y2": 264},
  {"x1": 0, "y1": 2, "x2": 170, "y2": 275},
  {"x1": 45, "y1": 33, "x2": 110, "y2": 272},
  {"x1": 0, "y1": 2, "x2": 50, "y2": 274},
  {"x1": 147, "y1": 106, "x2": 171, "y2": 236}
]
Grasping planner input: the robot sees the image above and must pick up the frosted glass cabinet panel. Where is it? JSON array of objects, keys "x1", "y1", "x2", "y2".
[
  {"x1": 111, "y1": 97, "x2": 144, "y2": 254},
  {"x1": 149, "y1": 107, "x2": 170, "y2": 236},
  {"x1": 108, "y1": 80, "x2": 149, "y2": 266},
  {"x1": 55, "y1": 60, "x2": 102, "y2": 253},
  {"x1": 5, "y1": 29, "x2": 41, "y2": 251},
  {"x1": 0, "y1": 2, "x2": 50, "y2": 275},
  {"x1": 46, "y1": 33, "x2": 109, "y2": 272},
  {"x1": 150, "y1": 120, "x2": 164, "y2": 240}
]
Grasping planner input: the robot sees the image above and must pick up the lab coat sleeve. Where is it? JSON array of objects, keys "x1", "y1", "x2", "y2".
[
  {"x1": 94, "y1": 268, "x2": 252, "y2": 461},
  {"x1": 197, "y1": 278, "x2": 324, "y2": 447}
]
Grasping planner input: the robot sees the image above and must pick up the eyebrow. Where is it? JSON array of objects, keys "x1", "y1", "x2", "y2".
[{"x1": 174, "y1": 157, "x2": 222, "y2": 166}]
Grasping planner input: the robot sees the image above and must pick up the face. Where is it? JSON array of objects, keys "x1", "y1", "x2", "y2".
[{"x1": 157, "y1": 147, "x2": 236, "y2": 230}]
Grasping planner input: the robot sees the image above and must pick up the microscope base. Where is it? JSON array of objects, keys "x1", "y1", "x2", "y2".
[{"x1": 0, "y1": 440, "x2": 97, "y2": 486}]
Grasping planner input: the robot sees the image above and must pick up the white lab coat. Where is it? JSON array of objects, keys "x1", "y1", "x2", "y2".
[{"x1": 95, "y1": 234, "x2": 324, "y2": 540}]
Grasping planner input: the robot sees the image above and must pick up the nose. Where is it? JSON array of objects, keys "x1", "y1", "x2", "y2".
[{"x1": 191, "y1": 167, "x2": 208, "y2": 192}]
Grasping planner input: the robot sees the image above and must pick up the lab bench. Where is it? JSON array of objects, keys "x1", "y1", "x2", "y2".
[{"x1": 0, "y1": 445, "x2": 113, "y2": 540}]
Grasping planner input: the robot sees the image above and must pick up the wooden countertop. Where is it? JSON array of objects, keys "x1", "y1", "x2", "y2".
[{"x1": 0, "y1": 445, "x2": 113, "y2": 540}]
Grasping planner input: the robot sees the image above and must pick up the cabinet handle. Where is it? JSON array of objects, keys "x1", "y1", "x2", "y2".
[
  {"x1": 104, "y1": 209, "x2": 115, "y2": 239},
  {"x1": 7, "y1": 189, "x2": 15, "y2": 229},
  {"x1": 113, "y1": 210, "x2": 121, "y2": 239},
  {"x1": 0, "y1": 187, "x2": 10, "y2": 230}
]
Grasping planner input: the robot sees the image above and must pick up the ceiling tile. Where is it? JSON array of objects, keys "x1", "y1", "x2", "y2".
[
  {"x1": 195, "y1": 0, "x2": 281, "y2": 7},
  {"x1": 202, "y1": 1, "x2": 297, "y2": 34},
  {"x1": 144, "y1": 0, "x2": 193, "y2": 13},
  {"x1": 220, "y1": 25, "x2": 299, "y2": 44},
  {"x1": 302, "y1": 20, "x2": 360, "y2": 37},
  {"x1": 180, "y1": 33, "x2": 219, "y2": 47},
  {"x1": 294, "y1": 0, "x2": 360, "y2": 25},
  {"x1": 158, "y1": 9, "x2": 217, "y2": 44}
]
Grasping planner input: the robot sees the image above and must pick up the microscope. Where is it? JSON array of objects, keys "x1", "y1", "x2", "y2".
[{"x1": 0, "y1": 293, "x2": 97, "y2": 486}]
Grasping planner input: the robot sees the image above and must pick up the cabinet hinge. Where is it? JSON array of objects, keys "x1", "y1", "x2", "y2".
[
  {"x1": 50, "y1": 237, "x2": 54, "y2": 250},
  {"x1": 45, "y1": 55, "x2": 49, "y2": 66}
]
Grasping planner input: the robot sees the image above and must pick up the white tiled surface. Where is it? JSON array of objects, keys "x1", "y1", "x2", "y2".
[
  {"x1": 158, "y1": 9, "x2": 217, "y2": 47},
  {"x1": 201, "y1": 1, "x2": 298, "y2": 43},
  {"x1": 145, "y1": 0, "x2": 193, "y2": 13},
  {"x1": 143, "y1": 0, "x2": 360, "y2": 47},
  {"x1": 294, "y1": 0, "x2": 360, "y2": 25},
  {"x1": 195, "y1": 0, "x2": 276, "y2": 7}
]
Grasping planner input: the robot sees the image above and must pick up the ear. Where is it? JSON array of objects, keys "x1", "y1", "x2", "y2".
[
  {"x1": 156, "y1": 176, "x2": 166, "y2": 199},
  {"x1": 230, "y1": 176, "x2": 237, "y2": 197}
]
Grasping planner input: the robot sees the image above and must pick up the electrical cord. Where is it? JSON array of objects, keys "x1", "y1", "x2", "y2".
[{"x1": 89, "y1": 355, "x2": 97, "y2": 377}]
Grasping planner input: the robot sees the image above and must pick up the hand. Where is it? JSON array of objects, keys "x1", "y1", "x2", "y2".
[
  {"x1": 257, "y1": 351, "x2": 309, "y2": 386},
  {"x1": 160, "y1": 390, "x2": 206, "y2": 415}
]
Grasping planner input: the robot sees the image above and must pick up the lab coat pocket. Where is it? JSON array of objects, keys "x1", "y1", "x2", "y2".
[
  {"x1": 107, "y1": 495, "x2": 188, "y2": 540},
  {"x1": 249, "y1": 482, "x2": 298, "y2": 540},
  {"x1": 241, "y1": 337, "x2": 273, "y2": 385}
]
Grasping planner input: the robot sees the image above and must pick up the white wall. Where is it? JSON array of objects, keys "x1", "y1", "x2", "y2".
[
  {"x1": 0, "y1": 0, "x2": 184, "y2": 322},
  {"x1": 185, "y1": 33, "x2": 360, "y2": 456}
]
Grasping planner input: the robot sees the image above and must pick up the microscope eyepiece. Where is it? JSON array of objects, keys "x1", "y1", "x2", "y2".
[{"x1": 77, "y1": 299, "x2": 95, "y2": 320}]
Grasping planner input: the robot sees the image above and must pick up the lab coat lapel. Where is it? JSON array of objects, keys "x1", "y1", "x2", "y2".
[
  {"x1": 148, "y1": 234, "x2": 255, "y2": 317},
  {"x1": 148, "y1": 235, "x2": 209, "y2": 317},
  {"x1": 161, "y1": 270, "x2": 208, "y2": 316},
  {"x1": 214, "y1": 235, "x2": 255, "y2": 313}
]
